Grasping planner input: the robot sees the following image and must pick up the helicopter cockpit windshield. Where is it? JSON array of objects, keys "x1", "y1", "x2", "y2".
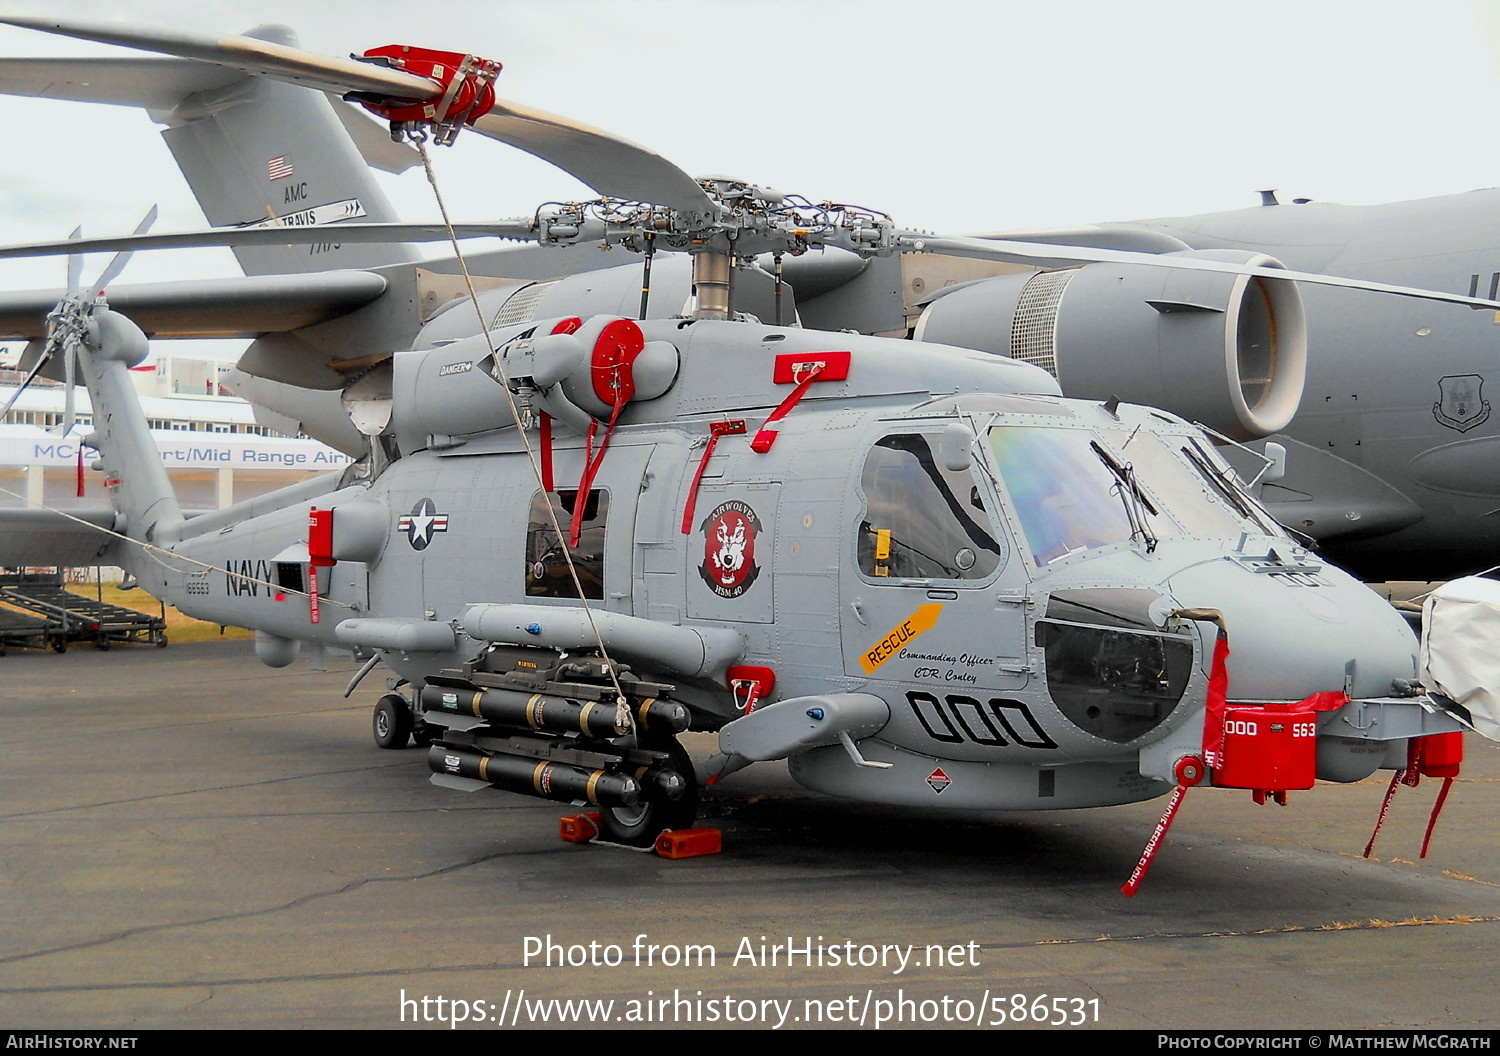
[{"x1": 987, "y1": 419, "x2": 1283, "y2": 568}]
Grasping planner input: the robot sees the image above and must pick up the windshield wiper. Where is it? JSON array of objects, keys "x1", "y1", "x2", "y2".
[{"x1": 1091, "y1": 440, "x2": 1158, "y2": 553}]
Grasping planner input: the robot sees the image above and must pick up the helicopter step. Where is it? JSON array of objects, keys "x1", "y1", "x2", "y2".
[{"x1": 413, "y1": 647, "x2": 700, "y2": 845}]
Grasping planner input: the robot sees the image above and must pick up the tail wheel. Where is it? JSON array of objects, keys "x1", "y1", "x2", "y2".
[
  {"x1": 373, "y1": 693, "x2": 413, "y2": 749},
  {"x1": 599, "y1": 738, "x2": 699, "y2": 847}
]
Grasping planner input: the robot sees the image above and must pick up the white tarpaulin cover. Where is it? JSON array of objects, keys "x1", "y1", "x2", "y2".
[{"x1": 1421, "y1": 576, "x2": 1500, "y2": 740}]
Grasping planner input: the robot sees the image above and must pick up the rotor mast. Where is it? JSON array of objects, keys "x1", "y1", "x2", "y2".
[{"x1": 692, "y1": 250, "x2": 733, "y2": 320}]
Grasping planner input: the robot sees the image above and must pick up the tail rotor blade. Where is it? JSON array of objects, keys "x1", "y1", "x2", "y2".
[
  {"x1": 57, "y1": 333, "x2": 77, "y2": 437},
  {"x1": 0, "y1": 346, "x2": 53, "y2": 422},
  {"x1": 91, "y1": 204, "x2": 158, "y2": 292},
  {"x1": 64, "y1": 225, "x2": 83, "y2": 294}
]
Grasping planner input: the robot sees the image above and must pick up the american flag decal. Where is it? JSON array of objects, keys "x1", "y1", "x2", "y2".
[{"x1": 267, "y1": 155, "x2": 294, "y2": 180}]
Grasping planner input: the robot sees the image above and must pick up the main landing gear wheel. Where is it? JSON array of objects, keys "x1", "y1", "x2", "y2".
[
  {"x1": 373, "y1": 693, "x2": 413, "y2": 749},
  {"x1": 599, "y1": 738, "x2": 700, "y2": 847}
]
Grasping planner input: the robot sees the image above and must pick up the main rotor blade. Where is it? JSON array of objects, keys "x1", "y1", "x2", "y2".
[
  {"x1": 470, "y1": 104, "x2": 718, "y2": 218},
  {"x1": 2, "y1": 16, "x2": 720, "y2": 221},
  {"x1": 0, "y1": 220, "x2": 539, "y2": 262},
  {"x1": 901, "y1": 233, "x2": 1500, "y2": 312},
  {"x1": 0, "y1": 16, "x2": 440, "y2": 98},
  {"x1": 90, "y1": 204, "x2": 158, "y2": 293}
]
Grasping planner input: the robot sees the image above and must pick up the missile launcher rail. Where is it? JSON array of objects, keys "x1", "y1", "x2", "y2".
[{"x1": 417, "y1": 645, "x2": 698, "y2": 843}]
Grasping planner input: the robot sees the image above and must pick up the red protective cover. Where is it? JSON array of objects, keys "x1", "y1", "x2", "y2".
[
  {"x1": 1413, "y1": 732, "x2": 1464, "y2": 779},
  {"x1": 771, "y1": 349, "x2": 850, "y2": 384},
  {"x1": 1210, "y1": 703, "x2": 1317, "y2": 790},
  {"x1": 308, "y1": 508, "x2": 335, "y2": 568},
  {"x1": 357, "y1": 45, "x2": 499, "y2": 124}
]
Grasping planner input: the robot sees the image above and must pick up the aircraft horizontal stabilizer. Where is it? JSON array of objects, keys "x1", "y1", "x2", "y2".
[
  {"x1": 0, "y1": 53, "x2": 422, "y2": 175},
  {"x1": 0, "y1": 507, "x2": 119, "y2": 567},
  {"x1": 326, "y1": 96, "x2": 423, "y2": 174},
  {"x1": 0, "y1": 56, "x2": 238, "y2": 109},
  {"x1": 0, "y1": 271, "x2": 389, "y2": 340},
  {"x1": 0, "y1": 16, "x2": 437, "y2": 99}
]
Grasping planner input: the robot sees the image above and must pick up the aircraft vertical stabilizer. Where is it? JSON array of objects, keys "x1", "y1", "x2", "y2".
[
  {"x1": 157, "y1": 26, "x2": 419, "y2": 276},
  {"x1": 0, "y1": 26, "x2": 421, "y2": 277}
]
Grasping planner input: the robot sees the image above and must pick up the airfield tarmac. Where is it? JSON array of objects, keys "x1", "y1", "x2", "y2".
[{"x1": 1, "y1": 640, "x2": 1497, "y2": 1031}]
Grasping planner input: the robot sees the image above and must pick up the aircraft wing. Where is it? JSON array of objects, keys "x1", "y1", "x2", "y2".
[
  {"x1": 0, "y1": 271, "x2": 389, "y2": 340},
  {"x1": 965, "y1": 225, "x2": 1194, "y2": 255},
  {"x1": 0, "y1": 507, "x2": 119, "y2": 567}
]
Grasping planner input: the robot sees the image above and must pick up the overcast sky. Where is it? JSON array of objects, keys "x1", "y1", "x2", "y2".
[{"x1": 1, "y1": 0, "x2": 1498, "y2": 346}]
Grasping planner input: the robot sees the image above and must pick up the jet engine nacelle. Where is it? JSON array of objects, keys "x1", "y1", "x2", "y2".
[{"x1": 913, "y1": 250, "x2": 1307, "y2": 440}]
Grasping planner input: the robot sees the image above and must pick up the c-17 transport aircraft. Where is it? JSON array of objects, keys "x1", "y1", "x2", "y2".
[
  {"x1": 0, "y1": 15, "x2": 1495, "y2": 887},
  {"x1": 908, "y1": 190, "x2": 1500, "y2": 582}
]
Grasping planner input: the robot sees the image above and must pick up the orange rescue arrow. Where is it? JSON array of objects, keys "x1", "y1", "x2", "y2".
[{"x1": 859, "y1": 603, "x2": 943, "y2": 676}]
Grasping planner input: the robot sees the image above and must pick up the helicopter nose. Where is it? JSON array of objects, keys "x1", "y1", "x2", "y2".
[{"x1": 1165, "y1": 562, "x2": 1418, "y2": 701}]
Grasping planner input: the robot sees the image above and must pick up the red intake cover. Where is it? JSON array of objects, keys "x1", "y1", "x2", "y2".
[{"x1": 590, "y1": 319, "x2": 645, "y2": 407}]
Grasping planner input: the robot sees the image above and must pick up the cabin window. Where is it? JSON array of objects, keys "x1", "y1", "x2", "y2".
[
  {"x1": 856, "y1": 433, "x2": 1003, "y2": 581},
  {"x1": 526, "y1": 489, "x2": 608, "y2": 599}
]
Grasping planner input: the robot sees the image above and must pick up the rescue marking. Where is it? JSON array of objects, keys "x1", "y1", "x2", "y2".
[{"x1": 860, "y1": 603, "x2": 943, "y2": 675}]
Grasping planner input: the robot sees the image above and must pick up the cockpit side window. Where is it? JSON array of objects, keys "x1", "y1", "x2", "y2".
[
  {"x1": 526, "y1": 489, "x2": 608, "y2": 599},
  {"x1": 856, "y1": 433, "x2": 1003, "y2": 581}
]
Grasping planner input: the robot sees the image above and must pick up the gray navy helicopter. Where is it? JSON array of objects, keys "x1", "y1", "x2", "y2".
[{"x1": 0, "y1": 17, "x2": 1490, "y2": 867}]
